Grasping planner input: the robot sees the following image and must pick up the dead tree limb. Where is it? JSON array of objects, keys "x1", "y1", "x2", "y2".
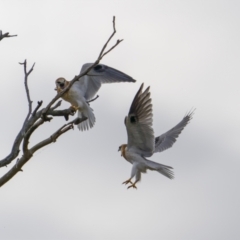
[
  {"x1": 42, "y1": 16, "x2": 122, "y2": 116},
  {"x1": 0, "y1": 16, "x2": 123, "y2": 187},
  {"x1": 0, "y1": 30, "x2": 17, "y2": 41}
]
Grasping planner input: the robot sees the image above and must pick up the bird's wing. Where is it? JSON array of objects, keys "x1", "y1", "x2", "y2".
[
  {"x1": 125, "y1": 83, "x2": 155, "y2": 157},
  {"x1": 77, "y1": 63, "x2": 136, "y2": 101},
  {"x1": 154, "y1": 110, "x2": 194, "y2": 153}
]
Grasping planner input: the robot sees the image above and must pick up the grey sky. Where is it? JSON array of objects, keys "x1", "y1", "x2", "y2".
[{"x1": 0, "y1": 1, "x2": 240, "y2": 239}]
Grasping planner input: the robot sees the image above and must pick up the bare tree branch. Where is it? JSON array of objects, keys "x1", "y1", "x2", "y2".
[
  {"x1": 0, "y1": 80, "x2": 75, "y2": 168},
  {"x1": 87, "y1": 95, "x2": 99, "y2": 104},
  {"x1": 51, "y1": 100, "x2": 62, "y2": 110},
  {"x1": 0, "y1": 117, "x2": 86, "y2": 187},
  {"x1": 97, "y1": 16, "x2": 117, "y2": 58},
  {"x1": 19, "y1": 60, "x2": 35, "y2": 125},
  {"x1": 47, "y1": 107, "x2": 76, "y2": 121},
  {"x1": 42, "y1": 16, "x2": 122, "y2": 117},
  {"x1": 32, "y1": 101, "x2": 43, "y2": 116},
  {"x1": 22, "y1": 119, "x2": 44, "y2": 154},
  {"x1": 0, "y1": 16, "x2": 123, "y2": 187},
  {"x1": 30, "y1": 117, "x2": 86, "y2": 152},
  {"x1": 0, "y1": 31, "x2": 17, "y2": 41}
]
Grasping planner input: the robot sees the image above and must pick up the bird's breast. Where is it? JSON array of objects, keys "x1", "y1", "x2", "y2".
[{"x1": 61, "y1": 87, "x2": 85, "y2": 108}]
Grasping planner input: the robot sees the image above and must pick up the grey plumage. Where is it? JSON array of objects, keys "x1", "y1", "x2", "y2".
[
  {"x1": 55, "y1": 63, "x2": 136, "y2": 131},
  {"x1": 154, "y1": 111, "x2": 194, "y2": 153},
  {"x1": 119, "y1": 83, "x2": 194, "y2": 189}
]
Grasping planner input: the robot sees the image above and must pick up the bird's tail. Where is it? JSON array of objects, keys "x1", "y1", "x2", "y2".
[
  {"x1": 77, "y1": 106, "x2": 96, "y2": 131},
  {"x1": 145, "y1": 159, "x2": 174, "y2": 179}
]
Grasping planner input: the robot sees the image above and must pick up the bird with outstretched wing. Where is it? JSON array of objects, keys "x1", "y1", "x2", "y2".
[
  {"x1": 55, "y1": 63, "x2": 136, "y2": 131},
  {"x1": 118, "y1": 83, "x2": 194, "y2": 189}
]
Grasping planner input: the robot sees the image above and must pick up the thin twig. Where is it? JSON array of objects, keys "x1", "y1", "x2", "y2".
[
  {"x1": 100, "y1": 39, "x2": 123, "y2": 59},
  {"x1": 19, "y1": 60, "x2": 36, "y2": 125},
  {"x1": 32, "y1": 101, "x2": 43, "y2": 116},
  {"x1": 0, "y1": 116, "x2": 87, "y2": 187},
  {"x1": 30, "y1": 117, "x2": 86, "y2": 153},
  {"x1": 42, "y1": 16, "x2": 122, "y2": 116},
  {"x1": 0, "y1": 31, "x2": 17, "y2": 41},
  {"x1": 87, "y1": 95, "x2": 99, "y2": 104},
  {"x1": 98, "y1": 16, "x2": 117, "y2": 59},
  {"x1": 51, "y1": 100, "x2": 62, "y2": 110}
]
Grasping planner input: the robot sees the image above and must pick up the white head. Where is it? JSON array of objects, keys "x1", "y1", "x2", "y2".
[{"x1": 55, "y1": 78, "x2": 68, "y2": 92}]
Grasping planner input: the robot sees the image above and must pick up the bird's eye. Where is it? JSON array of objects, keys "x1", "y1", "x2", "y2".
[{"x1": 58, "y1": 82, "x2": 65, "y2": 88}]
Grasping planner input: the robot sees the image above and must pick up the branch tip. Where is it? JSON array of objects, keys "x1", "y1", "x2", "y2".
[{"x1": 87, "y1": 95, "x2": 99, "y2": 104}]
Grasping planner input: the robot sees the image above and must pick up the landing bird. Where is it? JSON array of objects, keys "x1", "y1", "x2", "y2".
[
  {"x1": 55, "y1": 63, "x2": 136, "y2": 131},
  {"x1": 118, "y1": 83, "x2": 194, "y2": 189}
]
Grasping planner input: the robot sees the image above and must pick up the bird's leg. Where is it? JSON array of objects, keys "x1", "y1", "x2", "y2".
[
  {"x1": 122, "y1": 178, "x2": 133, "y2": 185},
  {"x1": 127, "y1": 180, "x2": 139, "y2": 189},
  {"x1": 71, "y1": 105, "x2": 78, "y2": 111},
  {"x1": 70, "y1": 105, "x2": 78, "y2": 111}
]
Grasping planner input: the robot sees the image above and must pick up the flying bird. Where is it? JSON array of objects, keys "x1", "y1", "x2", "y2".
[
  {"x1": 55, "y1": 63, "x2": 136, "y2": 131},
  {"x1": 118, "y1": 83, "x2": 194, "y2": 189}
]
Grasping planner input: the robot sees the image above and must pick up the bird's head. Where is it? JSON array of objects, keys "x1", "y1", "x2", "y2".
[
  {"x1": 118, "y1": 145, "x2": 122, "y2": 152},
  {"x1": 118, "y1": 144, "x2": 127, "y2": 157},
  {"x1": 55, "y1": 78, "x2": 68, "y2": 92}
]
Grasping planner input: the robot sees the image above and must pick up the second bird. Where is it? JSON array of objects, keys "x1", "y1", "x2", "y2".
[
  {"x1": 55, "y1": 63, "x2": 136, "y2": 131},
  {"x1": 118, "y1": 83, "x2": 194, "y2": 189}
]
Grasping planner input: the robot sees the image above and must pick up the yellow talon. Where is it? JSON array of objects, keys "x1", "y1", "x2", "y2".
[
  {"x1": 122, "y1": 178, "x2": 133, "y2": 185},
  {"x1": 127, "y1": 183, "x2": 137, "y2": 189},
  {"x1": 70, "y1": 105, "x2": 78, "y2": 111}
]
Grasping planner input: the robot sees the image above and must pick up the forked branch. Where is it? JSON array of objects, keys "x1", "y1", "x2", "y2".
[
  {"x1": 0, "y1": 16, "x2": 123, "y2": 187},
  {"x1": 0, "y1": 117, "x2": 87, "y2": 187},
  {"x1": 0, "y1": 31, "x2": 17, "y2": 41},
  {"x1": 42, "y1": 16, "x2": 123, "y2": 116}
]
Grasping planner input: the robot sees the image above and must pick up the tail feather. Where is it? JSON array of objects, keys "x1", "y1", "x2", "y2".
[
  {"x1": 145, "y1": 159, "x2": 174, "y2": 179},
  {"x1": 77, "y1": 107, "x2": 96, "y2": 131}
]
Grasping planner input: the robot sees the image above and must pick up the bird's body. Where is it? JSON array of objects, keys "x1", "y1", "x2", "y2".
[
  {"x1": 55, "y1": 63, "x2": 136, "y2": 131},
  {"x1": 56, "y1": 77, "x2": 96, "y2": 130},
  {"x1": 119, "y1": 83, "x2": 193, "y2": 189},
  {"x1": 120, "y1": 145, "x2": 174, "y2": 187}
]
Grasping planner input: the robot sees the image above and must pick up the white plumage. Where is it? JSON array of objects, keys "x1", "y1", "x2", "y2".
[
  {"x1": 119, "y1": 83, "x2": 194, "y2": 189},
  {"x1": 55, "y1": 63, "x2": 136, "y2": 131}
]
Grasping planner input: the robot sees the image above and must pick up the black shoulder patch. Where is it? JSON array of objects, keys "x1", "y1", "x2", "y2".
[
  {"x1": 130, "y1": 115, "x2": 137, "y2": 123},
  {"x1": 94, "y1": 64, "x2": 104, "y2": 71}
]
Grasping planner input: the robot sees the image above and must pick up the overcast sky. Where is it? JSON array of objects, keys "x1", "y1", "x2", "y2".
[{"x1": 0, "y1": 1, "x2": 240, "y2": 239}]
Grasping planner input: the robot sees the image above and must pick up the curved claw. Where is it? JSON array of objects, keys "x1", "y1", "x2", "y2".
[
  {"x1": 122, "y1": 179, "x2": 133, "y2": 185},
  {"x1": 127, "y1": 184, "x2": 137, "y2": 189}
]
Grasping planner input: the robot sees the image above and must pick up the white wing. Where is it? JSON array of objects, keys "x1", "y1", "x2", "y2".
[
  {"x1": 154, "y1": 110, "x2": 194, "y2": 153},
  {"x1": 125, "y1": 83, "x2": 155, "y2": 157},
  {"x1": 77, "y1": 63, "x2": 136, "y2": 101}
]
